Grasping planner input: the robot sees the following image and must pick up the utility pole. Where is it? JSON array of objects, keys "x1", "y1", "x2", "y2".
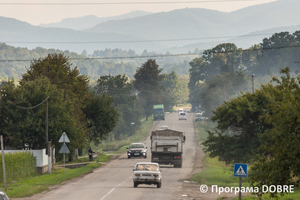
[
  {"x1": 45, "y1": 98, "x2": 51, "y2": 174},
  {"x1": 45, "y1": 98, "x2": 48, "y2": 154},
  {"x1": 0, "y1": 89, "x2": 7, "y2": 191},
  {"x1": 48, "y1": 141, "x2": 51, "y2": 174},
  {"x1": 252, "y1": 74, "x2": 255, "y2": 94}
]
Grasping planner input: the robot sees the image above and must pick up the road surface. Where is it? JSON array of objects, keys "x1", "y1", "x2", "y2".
[{"x1": 15, "y1": 112, "x2": 198, "y2": 200}]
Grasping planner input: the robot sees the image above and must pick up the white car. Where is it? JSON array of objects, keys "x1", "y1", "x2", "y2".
[
  {"x1": 0, "y1": 190, "x2": 9, "y2": 200},
  {"x1": 179, "y1": 112, "x2": 187, "y2": 120},
  {"x1": 133, "y1": 162, "x2": 162, "y2": 188}
]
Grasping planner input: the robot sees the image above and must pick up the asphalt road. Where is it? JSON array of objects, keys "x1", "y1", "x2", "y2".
[{"x1": 23, "y1": 112, "x2": 197, "y2": 200}]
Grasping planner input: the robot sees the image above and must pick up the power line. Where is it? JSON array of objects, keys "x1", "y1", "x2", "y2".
[
  {"x1": 2, "y1": 33, "x2": 273, "y2": 44},
  {"x1": 0, "y1": 53, "x2": 197, "y2": 62},
  {"x1": 8, "y1": 96, "x2": 50, "y2": 110},
  {"x1": 0, "y1": 0, "x2": 263, "y2": 6},
  {"x1": 1, "y1": 44, "x2": 300, "y2": 62}
]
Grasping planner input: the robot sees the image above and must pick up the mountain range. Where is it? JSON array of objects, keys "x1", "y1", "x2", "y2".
[
  {"x1": 1, "y1": 0, "x2": 299, "y2": 54},
  {"x1": 39, "y1": 11, "x2": 152, "y2": 30}
]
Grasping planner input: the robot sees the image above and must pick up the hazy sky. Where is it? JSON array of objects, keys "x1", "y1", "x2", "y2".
[{"x1": 1, "y1": 0, "x2": 277, "y2": 25}]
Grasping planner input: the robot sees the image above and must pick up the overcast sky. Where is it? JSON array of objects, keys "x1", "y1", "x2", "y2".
[{"x1": 1, "y1": 0, "x2": 277, "y2": 25}]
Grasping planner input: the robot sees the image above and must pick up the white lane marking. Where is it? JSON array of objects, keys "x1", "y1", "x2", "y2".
[
  {"x1": 100, "y1": 176, "x2": 131, "y2": 200},
  {"x1": 173, "y1": 114, "x2": 176, "y2": 130}
]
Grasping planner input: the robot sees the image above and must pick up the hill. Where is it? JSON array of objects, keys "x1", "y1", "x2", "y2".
[
  {"x1": 39, "y1": 11, "x2": 152, "y2": 30},
  {"x1": 1, "y1": 0, "x2": 300, "y2": 54},
  {"x1": 0, "y1": 16, "x2": 162, "y2": 54}
]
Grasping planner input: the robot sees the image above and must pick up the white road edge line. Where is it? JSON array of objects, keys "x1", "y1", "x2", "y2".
[
  {"x1": 173, "y1": 115, "x2": 176, "y2": 130},
  {"x1": 100, "y1": 176, "x2": 131, "y2": 200}
]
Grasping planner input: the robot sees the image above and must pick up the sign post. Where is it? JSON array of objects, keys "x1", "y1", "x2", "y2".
[
  {"x1": 58, "y1": 132, "x2": 70, "y2": 173},
  {"x1": 234, "y1": 163, "x2": 248, "y2": 200}
]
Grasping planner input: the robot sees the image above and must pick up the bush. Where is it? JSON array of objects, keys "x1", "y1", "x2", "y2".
[{"x1": 0, "y1": 152, "x2": 37, "y2": 182}]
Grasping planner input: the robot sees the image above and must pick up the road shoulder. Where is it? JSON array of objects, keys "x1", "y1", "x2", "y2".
[{"x1": 174, "y1": 122, "x2": 238, "y2": 200}]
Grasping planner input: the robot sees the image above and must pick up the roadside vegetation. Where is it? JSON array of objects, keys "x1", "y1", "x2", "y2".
[
  {"x1": 2, "y1": 163, "x2": 101, "y2": 198},
  {"x1": 191, "y1": 121, "x2": 249, "y2": 187},
  {"x1": 0, "y1": 116, "x2": 154, "y2": 198},
  {"x1": 95, "y1": 117, "x2": 154, "y2": 154},
  {"x1": 187, "y1": 31, "x2": 300, "y2": 199},
  {"x1": 193, "y1": 120, "x2": 300, "y2": 199}
]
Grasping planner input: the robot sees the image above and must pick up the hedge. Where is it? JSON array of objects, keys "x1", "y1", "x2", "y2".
[{"x1": 0, "y1": 152, "x2": 37, "y2": 182}]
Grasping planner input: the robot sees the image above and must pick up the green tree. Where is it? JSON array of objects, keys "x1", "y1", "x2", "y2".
[
  {"x1": 160, "y1": 71, "x2": 183, "y2": 112},
  {"x1": 21, "y1": 53, "x2": 90, "y2": 104},
  {"x1": 95, "y1": 74, "x2": 141, "y2": 140},
  {"x1": 20, "y1": 54, "x2": 90, "y2": 151},
  {"x1": 133, "y1": 59, "x2": 164, "y2": 120},
  {"x1": 19, "y1": 53, "x2": 119, "y2": 149},
  {"x1": 188, "y1": 57, "x2": 207, "y2": 110},
  {"x1": 250, "y1": 67, "x2": 300, "y2": 197},
  {"x1": 252, "y1": 31, "x2": 300, "y2": 76},
  {"x1": 179, "y1": 75, "x2": 190, "y2": 104},
  {"x1": 203, "y1": 43, "x2": 242, "y2": 77},
  {"x1": 188, "y1": 43, "x2": 245, "y2": 111},
  {"x1": 84, "y1": 92, "x2": 119, "y2": 144},
  {"x1": 203, "y1": 88, "x2": 273, "y2": 164},
  {"x1": 200, "y1": 71, "x2": 250, "y2": 118},
  {"x1": 0, "y1": 77, "x2": 85, "y2": 152}
]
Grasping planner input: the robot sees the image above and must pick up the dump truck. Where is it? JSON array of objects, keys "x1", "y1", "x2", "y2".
[{"x1": 150, "y1": 129, "x2": 185, "y2": 168}]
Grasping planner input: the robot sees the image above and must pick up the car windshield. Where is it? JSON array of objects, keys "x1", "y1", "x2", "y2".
[
  {"x1": 136, "y1": 164, "x2": 159, "y2": 171},
  {"x1": 196, "y1": 114, "x2": 202, "y2": 117},
  {"x1": 153, "y1": 108, "x2": 163, "y2": 113},
  {"x1": 130, "y1": 144, "x2": 144, "y2": 148},
  {"x1": 180, "y1": 113, "x2": 186, "y2": 115}
]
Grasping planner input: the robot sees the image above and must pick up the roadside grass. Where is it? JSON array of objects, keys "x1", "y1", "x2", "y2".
[
  {"x1": 190, "y1": 153, "x2": 250, "y2": 187},
  {"x1": 0, "y1": 163, "x2": 101, "y2": 198},
  {"x1": 55, "y1": 154, "x2": 112, "y2": 165},
  {"x1": 191, "y1": 120, "x2": 250, "y2": 187},
  {"x1": 196, "y1": 120, "x2": 216, "y2": 141}
]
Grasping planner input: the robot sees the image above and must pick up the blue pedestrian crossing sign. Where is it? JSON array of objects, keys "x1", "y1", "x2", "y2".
[{"x1": 234, "y1": 163, "x2": 247, "y2": 177}]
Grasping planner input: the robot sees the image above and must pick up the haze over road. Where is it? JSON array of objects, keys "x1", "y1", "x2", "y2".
[{"x1": 18, "y1": 112, "x2": 197, "y2": 200}]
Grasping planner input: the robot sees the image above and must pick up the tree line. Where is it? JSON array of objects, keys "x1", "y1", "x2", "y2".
[
  {"x1": 188, "y1": 31, "x2": 300, "y2": 117},
  {"x1": 0, "y1": 43, "x2": 192, "y2": 81},
  {"x1": 0, "y1": 54, "x2": 184, "y2": 161}
]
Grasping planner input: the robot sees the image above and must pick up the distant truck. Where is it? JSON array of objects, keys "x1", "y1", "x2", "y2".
[
  {"x1": 153, "y1": 104, "x2": 165, "y2": 120},
  {"x1": 150, "y1": 129, "x2": 185, "y2": 168}
]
